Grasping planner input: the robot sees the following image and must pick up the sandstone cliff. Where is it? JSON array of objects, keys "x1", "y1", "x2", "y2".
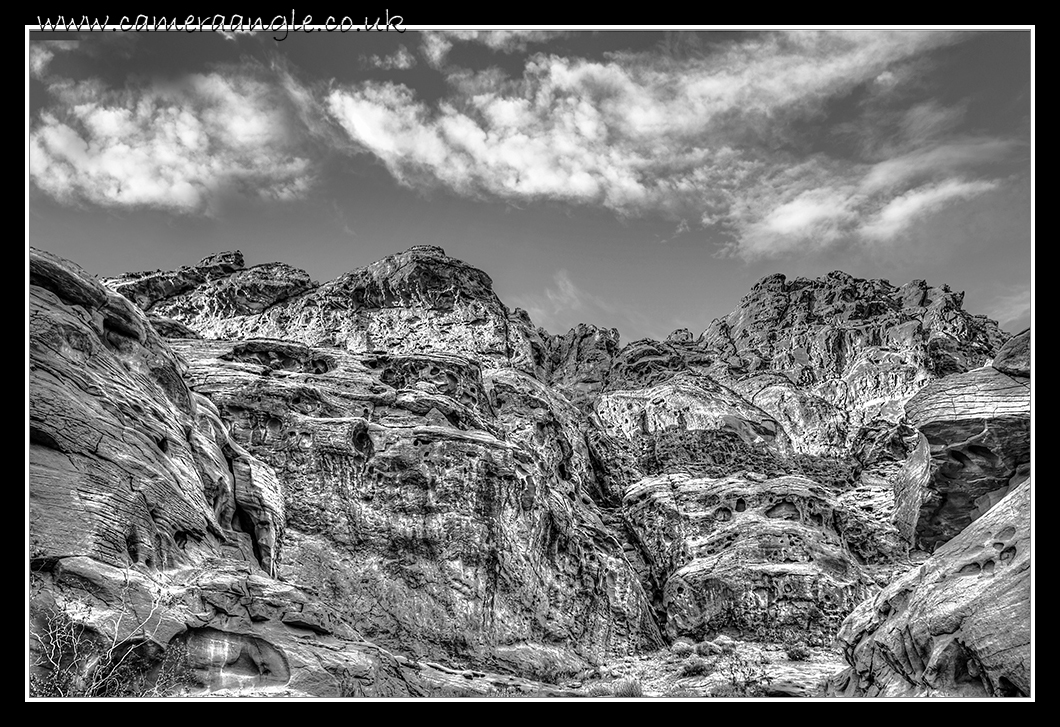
[{"x1": 29, "y1": 245, "x2": 1030, "y2": 698}]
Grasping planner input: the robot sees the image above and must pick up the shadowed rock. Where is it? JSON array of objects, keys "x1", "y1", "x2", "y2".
[{"x1": 903, "y1": 363, "x2": 1030, "y2": 551}]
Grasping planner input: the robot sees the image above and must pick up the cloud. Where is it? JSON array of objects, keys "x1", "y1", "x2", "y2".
[
  {"x1": 29, "y1": 30, "x2": 1026, "y2": 254},
  {"x1": 859, "y1": 138, "x2": 1019, "y2": 192},
  {"x1": 326, "y1": 30, "x2": 1019, "y2": 260},
  {"x1": 30, "y1": 66, "x2": 315, "y2": 214},
  {"x1": 858, "y1": 178, "x2": 998, "y2": 240},
  {"x1": 29, "y1": 40, "x2": 79, "y2": 79},
  {"x1": 510, "y1": 269, "x2": 651, "y2": 336},
  {"x1": 366, "y1": 46, "x2": 416, "y2": 70},
  {"x1": 986, "y1": 287, "x2": 1031, "y2": 329},
  {"x1": 421, "y1": 30, "x2": 567, "y2": 67}
]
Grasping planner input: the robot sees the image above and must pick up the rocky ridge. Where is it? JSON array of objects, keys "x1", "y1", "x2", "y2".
[{"x1": 30, "y1": 245, "x2": 1030, "y2": 698}]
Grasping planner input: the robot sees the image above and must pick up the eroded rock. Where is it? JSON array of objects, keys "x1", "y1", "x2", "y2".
[
  {"x1": 700, "y1": 272, "x2": 1007, "y2": 439},
  {"x1": 903, "y1": 365, "x2": 1030, "y2": 551},
  {"x1": 831, "y1": 481, "x2": 1031, "y2": 697},
  {"x1": 623, "y1": 474, "x2": 872, "y2": 645}
]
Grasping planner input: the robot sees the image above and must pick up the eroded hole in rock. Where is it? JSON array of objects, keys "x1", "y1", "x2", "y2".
[
  {"x1": 715, "y1": 507, "x2": 733, "y2": 522},
  {"x1": 351, "y1": 421, "x2": 374, "y2": 457},
  {"x1": 126, "y1": 527, "x2": 140, "y2": 564},
  {"x1": 1000, "y1": 546, "x2": 1017, "y2": 564},
  {"x1": 266, "y1": 417, "x2": 283, "y2": 435},
  {"x1": 29, "y1": 426, "x2": 61, "y2": 450},
  {"x1": 965, "y1": 444, "x2": 999, "y2": 465},
  {"x1": 735, "y1": 498, "x2": 747, "y2": 512},
  {"x1": 380, "y1": 367, "x2": 403, "y2": 389},
  {"x1": 996, "y1": 676, "x2": 1025, "y2": 698},
  {"x1": 957, "y1": 562, "x2": 981, "y2": 576},
  {"x1": 233, "y1": 503, "x2": 264, "y2": 567},
  {"x1": 765, "y1": 501, "x2": 800, "y2": 520},
  {"x1": 181, "y1": 628, "x2": 290, "y2": 691},
  {"x1": 156, "y1": 436, "x2": 169, "y2": 454}
]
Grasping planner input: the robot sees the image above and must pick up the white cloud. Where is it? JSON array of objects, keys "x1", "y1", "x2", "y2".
[
  {"x1": 859, "y1": 138, "x2": 1018, "y2": 193},
  {"x1": 29, "y1": 30, "x2": 1024, "y2": 253},
  {"x1": 859, "y1": 178, "x2": 998, "y2": 240},
  {"x1": 327, "y1": 30, "x2": 1017, "y2": 260},
  {"x1": 30, "y1": 69, "x2": 315, "y2": 214},
  {"x1": 421, "y1": 30, "x2": 567, "y2": 67},
  {"x1": 29, "y1": 40, "x2": 79, "y2": 79}
]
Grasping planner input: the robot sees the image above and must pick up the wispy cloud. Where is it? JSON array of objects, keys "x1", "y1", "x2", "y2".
[
  {"x1": 365, "y1": 45, "x2": 416, "y2": 70},
  {"x1": 859, "y1": 178, "x2": 998, "y2": 240},
  {"x1": 987, "y1": 286, "x2": 1031, "y2": 329},
  {"x1": 29, "y1": 65, "x2": 315, "y2": 214},
  {"x1": 510, "y1": 269, "x2": 651, "y2": 337},
  {"x1": 421, "y1": 30, "x2": 567, "y2": 67},
  {"x1": 326, "y1": 30, "x2": 1019, "y2": 260}
]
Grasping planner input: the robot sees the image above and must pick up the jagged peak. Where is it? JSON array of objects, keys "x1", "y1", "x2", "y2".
[{"x1": 197, "y1": 250, "x2": 244, "y2": 270}]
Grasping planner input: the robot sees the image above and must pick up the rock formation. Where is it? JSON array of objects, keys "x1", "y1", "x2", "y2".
[
  {"x1": 623, "y1": 473, "x2": 873, "y2": 645},
  {"x1": 899, "y1": 333, "x2": 1031, "y2": 551},
  {"x1": 170, "y1": 337, "x2": 661, "y2": 670},
  {"x1": 831, "y1": 480, "x2": 1030, "y2": 697},
  {"x1": 105, "y1": 245, "x2": 539, "y2": 372},
  {"x1": 700, "y1": 272, "x2": 1006, "y2": 449},
  {"x1": 29, "y1": 244, "x2": 1030, "y2": 698},
  {"x1": 30, "y1": 248, "x2": 421, "y2": 697}
]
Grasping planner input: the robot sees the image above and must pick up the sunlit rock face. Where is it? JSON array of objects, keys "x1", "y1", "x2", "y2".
[
  {"x1": 831, "y1": 481, "x2": 1030, "y2": 698},
  {"x1": 171, "y1": 337, "x2": 662, "y2": 670},
  {"x1": 700, "y1": 272, "x2": 1007, "y2": 446},
  {"x1": 29, "y1": 249, "x2": 417, "y2": 698},
  {"x1": 30, "y1": 248, "x2": 283, "y2": 576},
  {"x1": 105, "y1": 245, "x2": 538, "y2": 371},
  {"x1": 622, "y1": 473, "x2": 873, "y2": 645},
  {"x1": 32, "y1": 244, "x2": 1027, "y2": 698}
]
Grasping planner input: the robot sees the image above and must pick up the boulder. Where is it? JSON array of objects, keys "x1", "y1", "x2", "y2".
[{"x1": 831, "y1": 481, "x2": 1031, "y2": 697}]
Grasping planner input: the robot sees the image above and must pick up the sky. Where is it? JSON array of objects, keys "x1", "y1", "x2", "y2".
[{"x1": 27, "y1": 28, "x2": 1033, "y2": 342}]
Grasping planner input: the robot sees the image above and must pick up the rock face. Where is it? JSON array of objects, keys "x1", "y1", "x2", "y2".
[
  {"x1": 30, "y1": 249, "x2": 421, "y2": 697},
  {"x1": 623, "y1": 473, "x2": 873, "y2": 645},
  {"x1": 701, "y1": 272, "x2": 1006, "y2": 448},
  {"x1": 991, "y1": 329, "x2": 1030, "y2": 378},
  {"x1": 31, "y1": 244, "x2": 1029, "y2": 698},
  {"x1": 30, "y1": 248, "x2": 282, "y2": 574},
  {"x1": 901, "y1": 357, "x2": 1031, "y2": 551},
  {"x1": 595, "y1": 374, "x2": 791, "y2": 456},
  {"x1": 831, "y1": 480, "x2": 1030, "y2": 697},
  {"x1": 171, "y1": 337, "x2": 661, "y2": 671},
  {"x1": 105, "y1": 246, "x2": 537, "y2": 371}
]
